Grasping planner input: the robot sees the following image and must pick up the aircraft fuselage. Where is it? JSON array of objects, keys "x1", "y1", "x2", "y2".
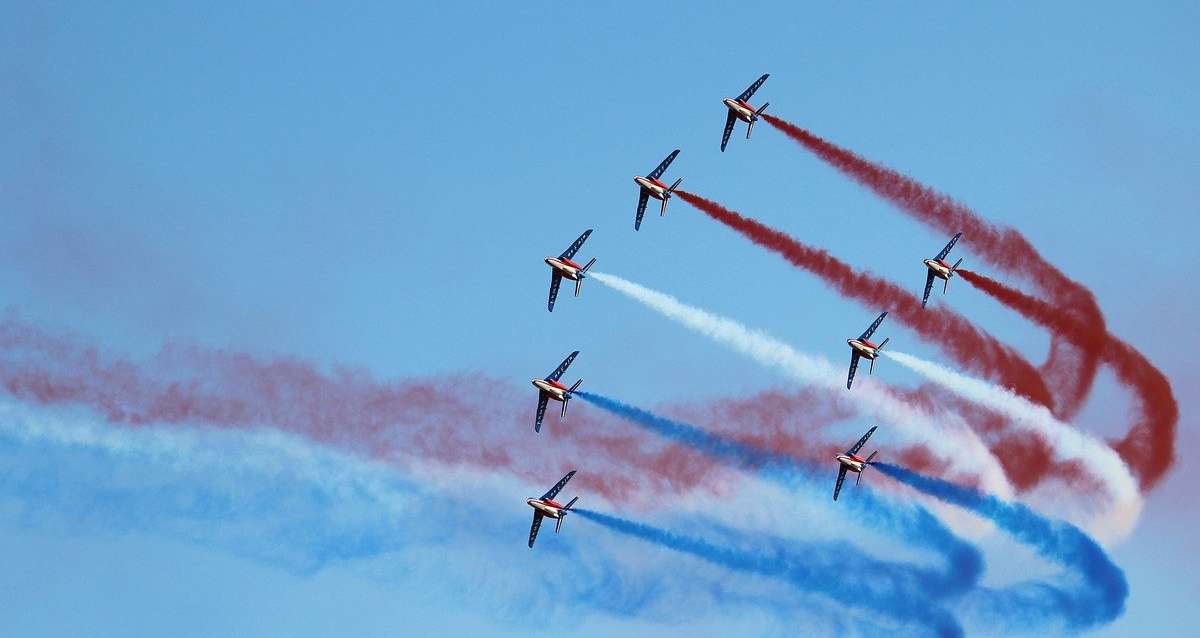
[
  {"x1": 848, "y1": 338, "x2": 880, "y2": 360},
  {"x1": 835, "y1": 453, "x2": 869, "y2": 474},
  {"x1": 527, "y1": 497, "x2": 566, "y2": 519},
  {"x1": 925, "y1": 258, "x2": 953, "y2": 280},
  {"x1": 723, "y1": 97, "x2": 757, "y2": 122},
  {"x1": 531, "y1": 378, "x2": 570, "y2": 402},
  {"x1": 634, "y1": 176, "x2": 670, "y2": 201},
  {"x1": 545, "y1": 256, "x2": 584, "y2": 280}
]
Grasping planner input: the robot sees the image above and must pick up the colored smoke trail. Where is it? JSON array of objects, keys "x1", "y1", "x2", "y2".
[
  {"x1": 880, "y1": 350, "x2": 1141, "y2": 542},
  {"x1": 576, "y1": 389, "x2": 983, "y2": 598},
  {"x1": 0, "y1": 315, "x2": 732, "y2": 503},
  {"x1": 760, "y1": 112, "x2": 1102, "y2": 420},
  {"x1": 874, "y1": 462, "x2": 1128, "y2": 632},
  {"x1": 588, "y1": 270, "x2": 1013, "y2": 496},
  {"x1": 957, "y1": 268, "x2": 1178, "y2": 491},
  {"x1": 674, "y1": 189, "x2": 1052, "y2": 408},
  {"x1": 574, "y1": 508, "x2": 963, "y2": 638},
  {"x1": 0, "y1": 401, "x2": 843, "y2": 627}
]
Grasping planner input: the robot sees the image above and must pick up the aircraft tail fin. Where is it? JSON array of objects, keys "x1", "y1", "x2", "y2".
[
  {"x1": 568, "y1": 378, "x2": 583, "y2": 394},
  {"x1": 580, "y1": 257, "x2": 596, "y2": 275},
  {"x1": 866, "y1": 450, "x2": 878, "y2": 464},
  {"x1": 950, "y1": 257, "x2": 963, "y2": 273},
  {"x1": 561, "y1": 395, "x2": 569, "y2": 418},
  {"x1": 868, "y1": 339, "x2": 888, "y2": 375},
  {"x1": 754, "y1": 102, "x2": 770, "y2": 117},
  {"x1": 668, "y1": 177, "x2": 682, "y2": 194},
  {"x1": 555, "y1": 497, "x2": 578, "y2": 533}
]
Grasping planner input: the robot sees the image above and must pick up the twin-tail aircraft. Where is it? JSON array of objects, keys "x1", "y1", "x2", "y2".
[
  {"x1": 531, "y1": 350, "x2": 583, "y2": 433},
  {"x1": 720, "y1": 73, "x2": 770, "y2": 152},
  {"x1": 632, "y1": 150, "x2": 683, "y2": 231},
  {"x1": 922, "y1": 232, "x2": 964, "y2": 308},
  {"x1": 846, "y1": 311, "x2": 890, "y2": 390},
  {"x1": 527, "y1": 470, "x2": 580, "y2": 548},
  {"x1": 833, "y1": 426, "x2": 880, "y2": 501},
  {"x1": 545, "y1": 229, "x2": 596, "y2": 312}
]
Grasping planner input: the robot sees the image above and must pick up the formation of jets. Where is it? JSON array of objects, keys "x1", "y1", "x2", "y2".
[{"x1": 525, "y1": 74, "x2": 970, "y2": 546}]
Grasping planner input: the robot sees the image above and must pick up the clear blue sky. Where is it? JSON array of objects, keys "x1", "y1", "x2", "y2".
[{"x1": 1, "y1": 2, "x2": 1196, "y2": 636}]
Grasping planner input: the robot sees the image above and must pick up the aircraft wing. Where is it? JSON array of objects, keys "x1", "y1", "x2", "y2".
[
  {"x1": 720, "y1": 111, "x2": 737, "y2": 152},
  {"x1": 647, "y1": 149, "x2": 680, "y2": 180},
  {"x1": 847, "y1": 426, "x2": 878, "y2": 455},
  {"x1": 922, "y1": 270, "x2": 936, "y2": 308},
  {"x1": 546, "y1": 350, "x2": 579, "y2": 382},
  {"x1": 541, "y1": 470, "x2": 577, "y2": 500},
  {"x1": 858, "y1": 311, "x2": 888, "y2": 341},
  {"x1": 634, "y1": 190, "x2": 650, "y2": 231},
  {"x1": 736, "y1": 73, "x2": 770, "y2": 102},
  {"x1": 528, "y1": 511, "x2": 545, "y2": 548},
  {"x1": 547, "y1": 272, "x2": 562, "y2": 312},
  {"x1": 559, "y1": 229, "x2": 594, "y2": 260},
  {"x1": 833, "y1": 466, "x2": 849, "y2": 501},
  {"x1": 847, "y1": 351, "x2": 861, "y2": 389},
  {"x1": 534, "y1": 392, "x2": 549, "y2": 433},
  {"x1": 935, "y1": 232, "x2": 962, "y2": 261}
]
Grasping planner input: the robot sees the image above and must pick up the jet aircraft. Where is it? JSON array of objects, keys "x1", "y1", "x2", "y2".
[
  {"x1": 720, "y1": 74, "x2": 770, "y2": 152},
  {"x1": 632, "y1": 150, "x2": 683, "y2": 231},
  {"x1": 846, "y1": 311, "x2": 890, "y2": 389},
  {"x1": 833, "y1": 426, "x2": 879, "y2": 501},
  {"x1": 531, "y1": 350, "x2": 583, "y2": 433},
  {"x1": 922, "y1": 232, "x2": 964, "y2": 307},
  {"x1": 527, "y1": 470, "x2": 580, "y2": 548},
  {"x1": 545, "y1": 229, "x2": 596, "y2": 312}
]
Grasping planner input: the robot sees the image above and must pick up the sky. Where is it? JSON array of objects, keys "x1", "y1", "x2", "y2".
[{"x1": 1, "y1": 2, "x2": 1197, "y2": 636}]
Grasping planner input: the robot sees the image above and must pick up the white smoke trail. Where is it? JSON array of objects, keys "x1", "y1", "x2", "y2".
[
  {"x1": 589, "y1": 271, "x2": 1013, "y2": 499},
  {"x1": 881, "y1": 349, "x2": 1142, "y2": 543}
]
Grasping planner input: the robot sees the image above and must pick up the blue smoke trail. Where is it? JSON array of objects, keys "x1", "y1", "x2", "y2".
[
  {"x1": 0, "y1": 402, "x2": 879, "y2": 632},
  {"x1": 577, "y1": 390, "x2": 981, "y2": 596},
  {"x1": 576, "y1": 391, "x2": 985, "y2": 635},
  {"x1": 574, "y1": 508, "x2": 961, "y2": 638},
  {"x1": 874, "y1": 462, "x2": 1127, "y2": 632}
]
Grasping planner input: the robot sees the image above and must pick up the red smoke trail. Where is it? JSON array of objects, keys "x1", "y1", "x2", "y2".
[
  {"x1": 957, "y1": 269, "x2": 1177, "y2": 490},
  {"x1": 676, "y1": 189, "x2": 1053, "y2": 408},
  {"x1": 761, "y1": 113, "x2": 1102, "y2": 420},
  {"x1": 0, "y1": 316, "x2": 962, "y2": 500}
]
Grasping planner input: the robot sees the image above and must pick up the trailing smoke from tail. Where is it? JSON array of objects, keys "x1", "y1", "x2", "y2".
[
  {"x1": 760, "y1": 112, "x2": 1103, "y2": 420},
  {"x1": 674, "y1": 189, "x2": 1052, "y2": 408},
  {"x1": 957, "y1": 268, "x2": 1178, "y2": 491},
  {"x1": 586, "y1": 271, "x2": 1012, "y2": 496},
  {"x1": 874, "y1": 462, "x2": 1128, "y2": 632},
  {"x1": 574, "y1": 508, "x2": 964, "y2": 638},
  {"x1": 576, "y1": 389, "x2": 983, "y2": 598},
  {"x1": 879, "y1": 349, "x2": 1141, "y2": 542}
]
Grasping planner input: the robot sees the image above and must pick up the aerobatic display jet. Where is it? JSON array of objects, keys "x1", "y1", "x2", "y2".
[
  {"x1": 531, "y1": 350, "x2": 583, "y2": 433},
  {"x1": 544, "y1": 229, "x2": 596, "y2": 312},
  {"x1": 922, "y1": 232, "x2": 964, "y2": 308},
  {"x1": 846, "y1": 311, "x2": 890, "y2": 390},
  {"x1": 527, "y1": 470, "x2": 580, "y2": 548},
  {"x1": 632, "y1": 149, "x2": 683, "y2": 231},
  {"x1": 720, "y1": 73, "x2": 770, "y2": 152},
  {"x1": 833, "y1": 426, "x2": 879, "y2": 501}
]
